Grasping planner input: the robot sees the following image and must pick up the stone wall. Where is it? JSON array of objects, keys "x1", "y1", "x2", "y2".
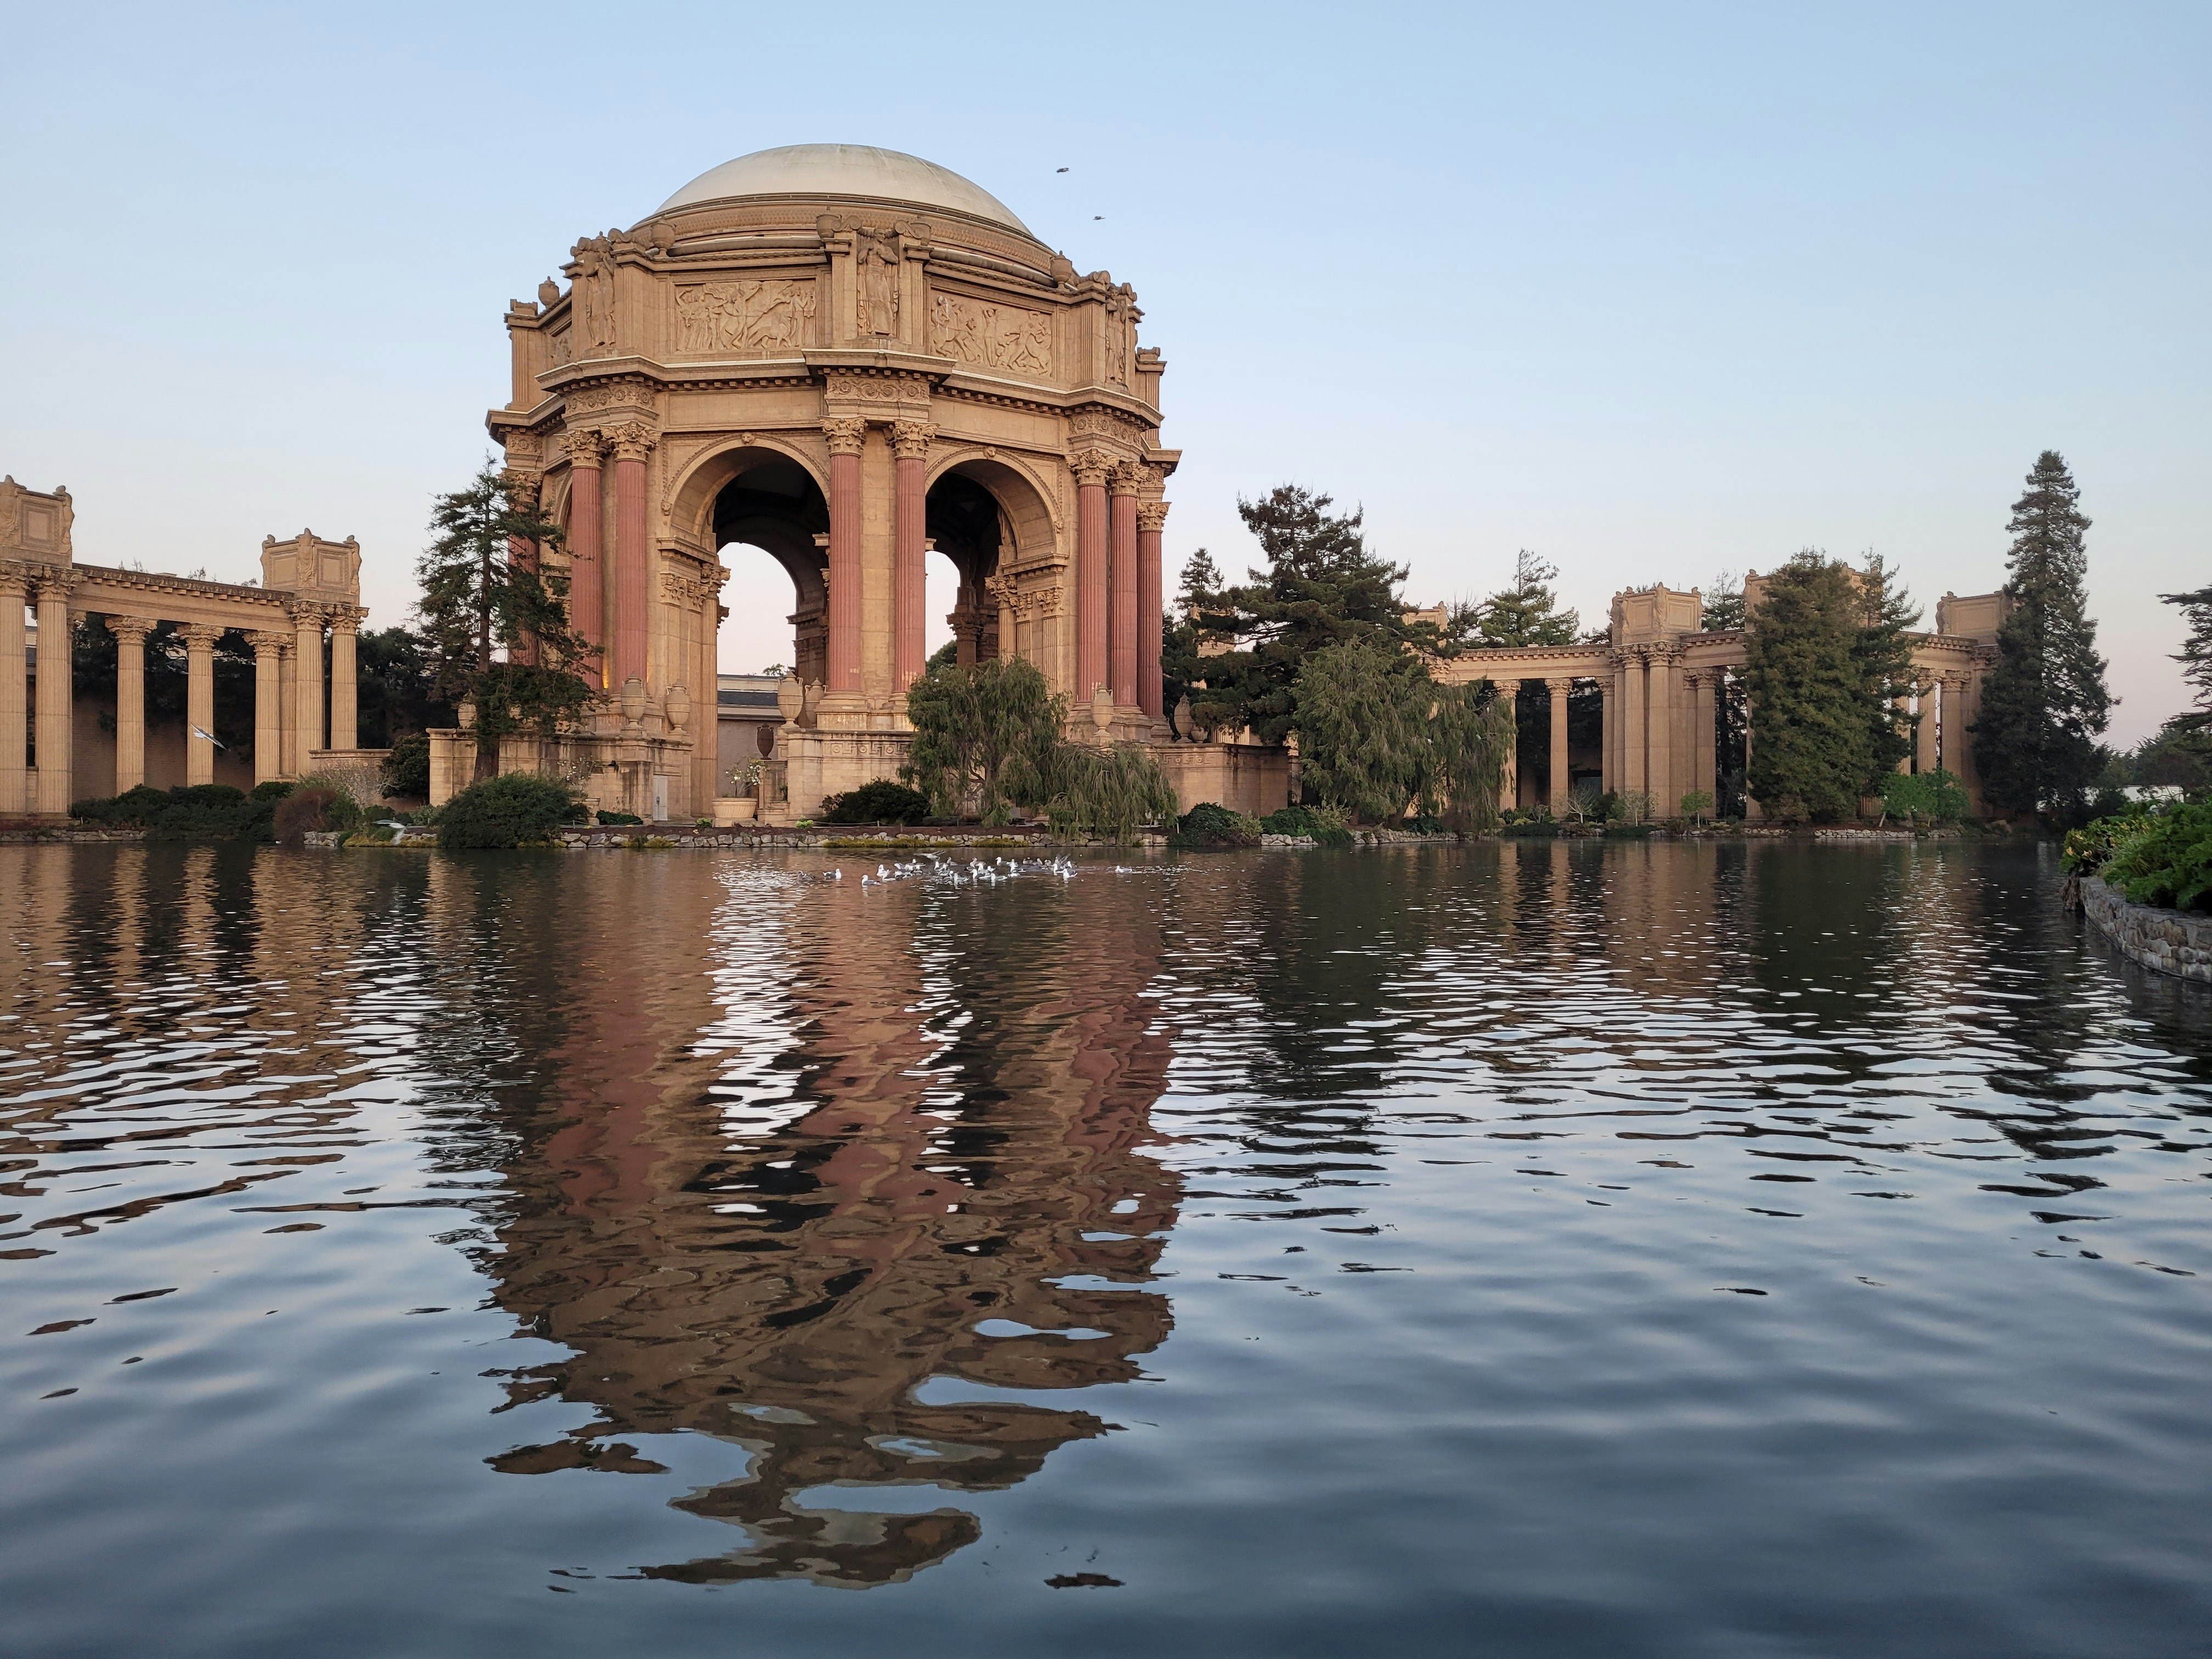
[{"x1": 2083, "y1": 876, "x2": 2212, "y2": 986}]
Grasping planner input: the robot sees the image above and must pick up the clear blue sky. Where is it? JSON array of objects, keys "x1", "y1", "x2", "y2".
[{"x1": 4, "y1": 2, "x2": 2203, "y2": 741}]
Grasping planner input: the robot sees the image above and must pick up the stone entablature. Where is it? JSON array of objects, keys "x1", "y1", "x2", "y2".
[
  {"x1": 2083, "y1": 876, "x2": 2212, "y2": 986},
  {"x1": 0, "y1": 475, "x2": 374, "y2": 819},
  {"x1": 1434, "y1": 574, "x2": 2004, "y2": 819},
  {"x1": 482, "y1": 145, "x2": 1184, "y2": 823}
]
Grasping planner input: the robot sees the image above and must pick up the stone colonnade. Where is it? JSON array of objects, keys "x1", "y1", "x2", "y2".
[{"x1": 2, "y1": 483, "x2": 373, "y2": 817}]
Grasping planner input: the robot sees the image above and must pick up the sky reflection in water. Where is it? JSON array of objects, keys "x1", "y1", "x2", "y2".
[{"x1": 1, "y1": 841, "x2": 2208, "y2": 1658}]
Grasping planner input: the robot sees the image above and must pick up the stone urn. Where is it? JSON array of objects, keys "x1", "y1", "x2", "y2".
[
  {"x1": 665, "y1": 684, "x2": 691, "y2": 736},
  {"x1": 776, "y1": 673, "x2": 804, "y2": 725},
  {"x1": 620, "y1": 675, "x2": 647, "y2": 727},
  {"x1": 455, "y1": 700, "x2": 476, "y2": 731}
]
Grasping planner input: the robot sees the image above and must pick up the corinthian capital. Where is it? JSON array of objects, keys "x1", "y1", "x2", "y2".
[
  {"x1": 822, "y1": 417, "x2": 867, "y2": 456},
  {"x1": 603, "y1": 421, "x2": 658, "y2": 462},
  {"x1": 1136, "y1": 500, "x2": 1171, "y2": 533},
  {"x1": 890, "y1": 420, "x2": 935, "y2": 461},
  {"x1": 105, "y1": 614, "x2": 155, "y2": 645},
  {"x1": 501, "y1": 469, "x2": 542, "y2": 509},
  {"x1": 566, "y1": 427, "x2": 605, "y2": 469},
  {"x1": 1072, "y1": 449, "x2": 1114, "y2": 489},
  {"x1": 247, "y1": 629, "x2": 290, "y2": 659},
  {"x1": 178, "y1": 624, "x2": 224, "y2": 651}
]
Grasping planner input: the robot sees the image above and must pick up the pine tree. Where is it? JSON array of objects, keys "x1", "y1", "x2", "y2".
[
  {"x1": 1972, "y1": 451, "x2": 2112, "y2": 818},
  {"x1": 1172, "y1": 486, "x2": 1417, "y2": 746},
  {"x1": 1854, "y1": 550, "x2": 1921, "y2": 781},
  {"x1": 1475, "y1": 550, "x2": 1579, "y2": 647},
  {"x1": 2159, "y1": 583, "x2": 2212, "y2": 739},
  {"x1": 415, "y1": 462, "x2": 594, "y2": 781},
  {"x1": 1701, "y1": 572, "x2": 1746, "y2": 631},
  {"x1": 1743, "y1": 552, "x2": 1876, "y2": 821}
]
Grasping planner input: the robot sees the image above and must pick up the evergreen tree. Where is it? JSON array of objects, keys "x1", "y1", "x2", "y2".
[
  {"x1": 1701, "y1": 572, "x2": 1746, "y2": 631},
  {"x1": 415, "y1": 462, "x2": 594, "y2": 782},
  {"x1": 1169, "y1": 486, "x2": 1423, "y2": 747},
  {"x1": 1474, "y1": 550, "x2": 1579, "y2": 647},
  {"x1": 1161, "y1": 548, "x2": 1227, "y2": 736},
  {"x1": 1853, "y1": 550, "x2": 1922, "y2": 781},
  {"x1": 1742, "y1": 552, "x2": 1876, "y2": 821},
  {"x1": 1972, "y1": 451, "x2": 2112, "y2": 818},
  {"x1": 2160, "y1": 582, "x2": 2212, "y2": 740}
]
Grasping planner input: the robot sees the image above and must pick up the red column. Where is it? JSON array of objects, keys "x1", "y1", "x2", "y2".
[
  {"x1": 825, "y1": 419, "x2": 866, "y2": 693},
  {"x1": 1109, "y1": 471, "x2": 1139, "y2": 706},
  {"x1": 1137, "y1": 499, "x2": 1167, "y2": 719},
  {"x1": 893, "y1": 421, "x2": 932, "y2": 689},
  {"x1": 566, "y1": 432, "x2": 605, "y2": 687},
  {"x1": 1075, "y1": 452, "x2": 1110, "y2": 698},
  {"x1": 608, "y1": 424, "x2": 654, "y2": 693},
  {"x1": 504, "y1": 467, "x2": 540, "y2": 667}
]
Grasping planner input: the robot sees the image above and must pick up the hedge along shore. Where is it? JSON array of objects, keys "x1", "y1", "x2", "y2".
[{"x1": 2082, "y1": 874, "x2": 2212, "y2": 986}]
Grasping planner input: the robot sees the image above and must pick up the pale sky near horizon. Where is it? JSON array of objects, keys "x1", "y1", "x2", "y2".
[{"x1": 4, "y1": 2, "x2": 2204, "y2": 742}]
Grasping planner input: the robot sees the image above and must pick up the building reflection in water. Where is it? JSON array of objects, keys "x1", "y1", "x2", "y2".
[{"x1": 454, "y1": 857, "x2": 1179, "y2": 1588}]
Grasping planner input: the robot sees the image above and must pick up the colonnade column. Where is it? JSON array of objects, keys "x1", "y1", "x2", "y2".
[
  {"x1": 1137, "y1": 500, "x2": 1167, "y2": 719},
  {"x1": 291, "y1": 604, "x2": 325, "y2": 765},
  {"x1": 1109, "y1": 465, "x2": 1140, "y2": 707},
  {"x1": 1621, "y1": 651, "x2": 1647, "y2": 800},
  {"x1": 1742, "y1": 690, "x2": 1760, "y2": 819},
  {"x1": 1650, "y1": 648, "x2": 1678, "y2": 814},
  {"x1": 1074, "y1": 451, "x2": 1110, "y2": 698},
  {"x1": 329, "y1": 612, "x2": 359, "y2": 753},
  {"x1": 180, "y1": 626, "x2": 221, "y2": 787},
  {"x1": 823, "y1": 419, "x2": 866, "y2": 695},
  {"x1": 0, "y1": 569, "x2": 27, "y2": 814},
  {"x1": 566, "y1": 431, "x2": 606, "y2": 688},
  {"x1": 1545, "y1": 678, "x2": 1572, "y2": 814},
  {"x1": 1914, "y1": 678, "x2": 1939, "y2": 774},
  {"x1": 32, "y1": 576, "x2": 75, "y2": 816},
  {"x1": 892, "y1": 420, "x2": 932, "y2": 691},
  {"x1": 504, "y1": 470, "x2": 541, "y2": 668},
  {"x1": 607, "y1": 422, "x2": 656, "y2": 700},
  {"x1": 1496, "y1": 681, "x2": 1519, "y2": 811},
  {"x1": 250, "y1": 631, "x2": 285, "y2": 786},
  {"x1": 1959, "y1": 667, "x2": 1987, "y2": 814},
  {"x1": 1598, "y1": 675, "x2": 1616, "y2": 793},
  {"x1": 106, "y1": 616, "x2": 153, "y2": 793},
  {"x1": 1939, "y1": 674, "x2": 1966, "y2": 780},
  {"x1": 1681, "y1": 672, "x2": 1705, "y2": 802}
]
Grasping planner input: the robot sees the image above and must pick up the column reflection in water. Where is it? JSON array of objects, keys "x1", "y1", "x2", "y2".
[{"x1": 460, "y1": 856, "x2": 1180, "y2": 1588}]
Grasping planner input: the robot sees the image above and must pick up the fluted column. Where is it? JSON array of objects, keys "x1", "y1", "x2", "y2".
[
  {"x1": 1650, "y1": 647, "x2": 1678, "y2": 813},
  {"x1": 606, "y1": 422, "x2": 656, "y2": 699},
  {"x1": 1109, "y1": 464, "x2": 1141, "y2": 706},
  {"x1": 1137, "y1": 499, "x2": 1167, "y2": 719},
  {"x1": 32, "y1": 577, "x2": 75, "y2": 815},
  {"x1": 1915, "y1": 678, "x2": 1939, "y2": 774},
  {"x1": 106, "y1": 616, "x2": 153, "y2": 793},
  {"x1": 1742, "y1": 689, "x2": 1760, "y2": 819},
  {"x1": 824, "y1": 418, "x2": 866, "y2": 695},
  {"x1": 504, "y1": 469, "x2": 541, "y2": 668},
  {"x1": 566, "y1": 431, "x2": 606, "y2": 688},
  {"x1": 250, "y1": 631, "x2": 285, "y2": 785},
  {"x1": 1621, "y1": 650, "x2": 1647, "y2": 798},
  {"x1": 180, "y1": 625, "x2": 221, "y2": 786},
  {"x1": 291, "y1": 604, "x2": 325, "y2": 765},
  {"x1": 1074, "y1": 450, "x2": 1111, "y2": 698},
  {"x1": 1598, "y1": 674, "x2": 1617, "y2": 793},
  {"x1": 1546, "y1": 677, "x2": 1572, "y2": 814},
  {"x1": 892, "y1": 420, "x2": 932, "y2": 690},
  {"x1": 1939, "y1": 674, "x2": 1966, "y2": 779},
  {"x1": 329, "y1": 612, "x2": 359, "y2": 753},
  {"x1": 0, "y1": 569, "x2": 28, "y2": 814},
  {"x1": 1685, "y1": 671, "x2": 1711, "y2": 799},
  {"x1": 1496, "y1": 680, "x2": 1520, "y2": 811}
]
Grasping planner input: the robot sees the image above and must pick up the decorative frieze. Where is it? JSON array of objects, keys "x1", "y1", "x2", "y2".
[
  {"x1": 928, "y1": 291, "x2": 1053, "y2": 375},
  {"x1": 674, "y1": 279, "x2": 819, "y2": 353}
]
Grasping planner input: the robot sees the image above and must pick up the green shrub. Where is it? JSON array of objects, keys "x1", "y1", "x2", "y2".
[
  {"x1": 2097, "y1": 801, "x2": 2212, "y2": 912},
  {"x1": 273, "y1": 782, "x2": 365, "y2": 847},
  {"x1": 1500, "y1": 817, "x2": 1559, "y2": 837},
  {"x1": 382, "y1": 732, "x2": 431, "y2": 799},
  {"x1": 1604, "y1": 822, "x2": 1655, "y2": 839},
  {"x1": 70, "y1": 783, "x2": 281, "y2": 843},
  {"x1": 821, "y1": 779, "x2": 932, "y2": 825},
  {"x1": 1404, "y1": 814, "x2": 1450, "y2": 836},
  {"x1": 437, "y1": 774, "x2": 580, "y2": 849},
  {"x1": 71, "y1": 785, "x2": 174, "y2": 826},
  {"x1": 2063, "y1": 807, "x2": 2153, "y2": 875},
  {"x1": 1881, "y1": 768, "x2": 1969, "y2": 825},
  {"x1": 1172, "y1": 802, "x2": 1261, "y2": 849},
  {"x1": 252, "y1": 780, "x2": 294, "y2": 802},
  {"x1": 596, "y1": 810, "x2": 645, "y2": 826},
  {"x1": 1260, "y1": 804, "x2": 1321, "y2": 837}
]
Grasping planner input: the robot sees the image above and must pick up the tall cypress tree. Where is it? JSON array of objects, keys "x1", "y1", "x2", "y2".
[
  {"x1": 1972, "y1": 451, "x2": 2112, "y2": 817},
  {"x1": 1743, "y1": 552, "x2": 1871, "y2": 821},
  {"x1": 1854, "y1": 550, "x2": 1921, "y2": 781},
  {"x1": 2159, "y1": 583, "x2": 2212, "y2": 741}
]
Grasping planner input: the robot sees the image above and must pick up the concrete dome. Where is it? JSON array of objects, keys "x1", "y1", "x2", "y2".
[{"x1": 657, "y1": 145, "x2": 1032, "y2": 236}]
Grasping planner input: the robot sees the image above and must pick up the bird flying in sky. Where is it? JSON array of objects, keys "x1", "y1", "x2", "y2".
[{"x1": 190, "y1": 724, "x2": 225, "y2": 749}]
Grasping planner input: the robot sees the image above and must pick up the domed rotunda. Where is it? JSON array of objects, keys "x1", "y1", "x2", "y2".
[{"x1": 476, "y1": 144, "x2": 1252, "y2": 824}]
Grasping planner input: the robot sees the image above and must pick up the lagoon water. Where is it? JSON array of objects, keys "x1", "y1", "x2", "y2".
[{"x1": 2, "y1": 840, "x2": 2209, "y2": 1657}]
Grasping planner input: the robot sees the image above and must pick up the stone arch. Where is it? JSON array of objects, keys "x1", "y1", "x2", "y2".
[
  {"x1": 662, "y1": 434, "x2": 831, "y2": 557},
  {"x1": 921, "y1": 450, "x2": 1067, "y2": 682},
  {"x1": 698, "y1": 444, "x2": 832, "y2": 687}
]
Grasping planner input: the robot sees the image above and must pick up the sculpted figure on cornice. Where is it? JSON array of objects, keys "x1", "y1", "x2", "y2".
[
  {"x1": 676, "y1": 279, "x2": 819, "y2": 354},
  {"x1": 854, "y1": 228, "x2": 901, "y2": 337},
  {"x1": 929, "y1": 292, "x2": 1052, "y2": 376},
  {"x1": 572, "y1": 234, "x2": 618, "y2": 357}
]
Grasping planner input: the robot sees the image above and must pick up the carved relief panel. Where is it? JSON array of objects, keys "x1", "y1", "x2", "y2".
[
  {"x1": 674, "y1": 279, "x2": 820, "y2": 354},
  {"x1": 929, "y1": 291, "x2": 1053, "y2": 376}
]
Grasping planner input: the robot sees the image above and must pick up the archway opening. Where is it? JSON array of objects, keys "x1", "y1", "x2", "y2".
[
  {"x1": 707, "y1": 452, "x2": 828, "y2": 803},
  {"x1": 924, "y1": 469, "x2": 1007, "y2": 669}
]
